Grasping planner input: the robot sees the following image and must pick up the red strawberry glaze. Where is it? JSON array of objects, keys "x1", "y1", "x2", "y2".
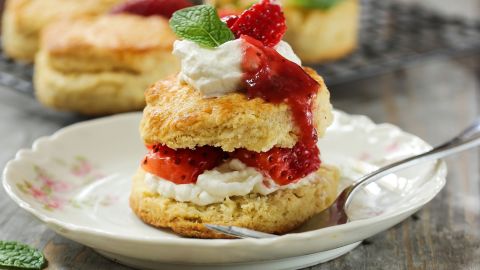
[
  {"x1": 235, "y1": 35, "x2": 322, "y2": 184},
  {"x1": 110, "y1": 0, "x2": 192, "y2": 18},
  {"x1": 241, "y1": 35, "x2": 319, "y2": 147}
]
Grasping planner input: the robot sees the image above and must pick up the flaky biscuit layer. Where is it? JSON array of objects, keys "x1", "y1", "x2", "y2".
[
  {"x1": 141, "y1": 68, "x2": 333, "y2": 152},
  {"x1": 41, "y1": 14, "x2": 176, "y2": 74},
  {"x1": 34, "y1": 15, "x2": 179, "y2": 115},
  {"x1": 130, "y1": 166, "x2": 340, "y2": 238},
  {"x1": 2, "y1": 0, "x2": 123, "y2": 61}
]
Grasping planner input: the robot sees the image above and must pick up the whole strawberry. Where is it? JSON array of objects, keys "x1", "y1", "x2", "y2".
[
  {"x1": 230, "y1": 0, "x2": 286, "y2": 47},
  {"x1": 110, "y1": 0, "x2": 193, "y2": 19},
  {"x1": 221, "y1": 14, "x2": 239, "y2": 29}
]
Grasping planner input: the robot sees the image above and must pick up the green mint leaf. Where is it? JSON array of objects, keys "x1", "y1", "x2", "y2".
[
  {"x1": 0, "y1": 241, "x2": 46, "y2": 270},
  {"x1": 286, "y1": 0, "x2": 344, "y2": 10},
  {"x1": 169, "y1": 5, "x2": 234, "y2": 48}
]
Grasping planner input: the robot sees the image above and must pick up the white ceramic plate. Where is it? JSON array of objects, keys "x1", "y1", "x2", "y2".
[{"x1": 2, "y1": 111, "x2": 446, "y2": 270}]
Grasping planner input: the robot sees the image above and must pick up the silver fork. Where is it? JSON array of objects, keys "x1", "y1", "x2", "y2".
[{"x1": 205, "y1": 118, "x2": 480, "y2": 239}]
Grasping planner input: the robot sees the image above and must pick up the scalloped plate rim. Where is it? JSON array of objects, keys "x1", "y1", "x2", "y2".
[{"x1": 2, "y1": 110, "x2": 447, "y2": 249}]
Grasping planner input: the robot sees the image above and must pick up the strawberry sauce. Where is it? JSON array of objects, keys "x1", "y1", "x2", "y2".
[
  {"x1": 238, "y1": 35, "x2": 321, "y2": 183},
  {"x1": 143, "y1": 36, "x2": 322, "y2": 185},
  {"x1": 241, "y1": 36, "x2": 319, "y2": 146}
]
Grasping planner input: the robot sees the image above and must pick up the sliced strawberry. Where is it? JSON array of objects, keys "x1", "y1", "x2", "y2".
[
  {"x1": 233, "y1": 143, "x2": 321, "y2": 185},
  {"x1": 230, "y1": 0, "x2": 286, "y2": 47},
  {"x1": 142, "y1": 145, "x2": 225, "y2": 184},
  {"x1": 110, "y1": 0, "x2": 193, "y2": 18}
]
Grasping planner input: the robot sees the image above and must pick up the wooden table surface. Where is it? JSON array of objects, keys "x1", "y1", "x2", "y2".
[{"x1": 1, "y1": 1, "x2": 479, "y2": 270}]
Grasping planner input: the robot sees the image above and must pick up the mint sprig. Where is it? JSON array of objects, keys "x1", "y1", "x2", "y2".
[
  {"x1": 286, "y1": 0, "x2": 345, "y2": 10},
  {"x1": 0, "y1": 241, "x2": 46, "y2": 270},
  {"x1": 170, "y1": 5, "x2": 234, "y2": 48}
]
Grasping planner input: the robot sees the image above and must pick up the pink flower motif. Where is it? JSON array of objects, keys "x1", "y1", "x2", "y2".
[
  {"x1": 72, "y1": 161, "x2": 93, "y2": 177},
  {"x1": 52, "y1": 181, "x2": 71, "y2": 192},
  {"x1": 358, "y1": 152, "x2": 371, "y2": 161},
  {"x1": 30, "y1": 187, "x2": 46, "y2": 200},
  {"x1": 25, "y1": 157, "x2": 106, "y2": 211},
  {"x1": 38, "y1": 172, "x2": 71, "y2": 192},
  {"x1": 46, "y1": 198, "x2": 63, "y2": 210},
  {"x1": 386, "y1": 141, "x2": 399, "y2": 153},
  {"x1": 39, "y1": 175, "x2": 55, "y2": 187}
]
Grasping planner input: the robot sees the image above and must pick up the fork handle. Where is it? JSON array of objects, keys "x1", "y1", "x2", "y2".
[{"x1": 345, "y1": 118, "x2": 480, "y2": 208}]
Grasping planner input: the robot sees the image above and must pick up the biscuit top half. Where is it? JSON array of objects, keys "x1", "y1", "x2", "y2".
[
  {"x1": 141, "y1": 68, "x2": 332, "y2": 152},
  {"x1": 140, "y1": 3, "x2": 334, "y2": 152}
]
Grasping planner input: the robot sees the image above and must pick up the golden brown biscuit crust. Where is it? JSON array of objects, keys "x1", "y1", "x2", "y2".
[
  {"x1": 140, "y1": 68, "x2": 333, "y2": 152},
  {"x1": 2, "y1": 0, "x2": 123, "y2": 61},
  {"x1": 35, "y1": 51, "x2": 178, "y2": 115},
  {"x1": 41, "y1": 15, "x2": 177, "y2": 74},
  {"x1": 34, "y1": 15, "x2": 179, "y2": 115},
  {"x1": 130, "y1": 166, "x2": 340, "y2": 238}
]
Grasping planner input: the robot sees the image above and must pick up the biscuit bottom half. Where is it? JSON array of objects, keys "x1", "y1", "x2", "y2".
[{"x1": 130, "y1": 166, "x2": 340, "y2": 239}]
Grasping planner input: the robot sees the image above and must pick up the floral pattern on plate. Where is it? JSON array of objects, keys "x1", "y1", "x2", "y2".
[
  {"x1": 14, "y1": 155, "x2": 114, "y2": 211},
  {"x1": 2, "y1": 111, "x2": 447, "y2": 269}
]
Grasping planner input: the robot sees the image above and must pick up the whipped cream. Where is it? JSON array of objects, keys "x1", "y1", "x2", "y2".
[
  {"x1": 145, "y1": 159, "x2": 318, "y2": 206},
  {"x1": 173, "y1": 39, "x2": 302, "y2": 97}
]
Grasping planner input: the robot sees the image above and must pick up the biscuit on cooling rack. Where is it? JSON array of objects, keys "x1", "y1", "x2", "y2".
[
  {"x1": 34, "y1": 14, "x2": 179, "y2": 115},
  {"x1": 2, "y1": 0, "x2": 123, "y2": 62}
]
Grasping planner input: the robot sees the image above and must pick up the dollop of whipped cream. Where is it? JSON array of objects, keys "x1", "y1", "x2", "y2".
[
  {"x1": 145, "y1": 159, "x2": 317, "y2": 206},
  {"x1": 173, "y1": 39, "x2": 302, "y2": 97}
]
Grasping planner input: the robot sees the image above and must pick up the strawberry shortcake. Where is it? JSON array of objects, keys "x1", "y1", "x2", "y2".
[{"x1": 130, "y1": 0, "x2": 340, "y2": 238}]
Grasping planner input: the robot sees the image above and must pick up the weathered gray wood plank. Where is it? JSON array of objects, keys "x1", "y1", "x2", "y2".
[
  {"x1": 1, "y1": 55, "x2": 478, "y2": 270},
  {"x1": 0, "y1": 1, "x2": 479, "y2": 269},
  {"x1": 312, "y1": 55, "x2": 480, "y2": 270}
]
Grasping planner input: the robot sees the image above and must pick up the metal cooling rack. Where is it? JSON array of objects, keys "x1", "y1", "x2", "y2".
[
  {"x1": 0, "y1": 0, "x2": 479, "y2": 95},
  {"x1": 0, "y1": 52, "x2": 34, "y2": 95},
  {"x1": 313, "y1": 0, "x2": 480, "y2": 85}
]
